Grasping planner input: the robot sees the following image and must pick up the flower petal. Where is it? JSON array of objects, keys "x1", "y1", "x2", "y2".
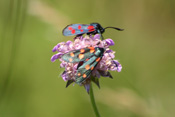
[
  {"x1": 110, "y1": 60, "x2": 122, "y2": 72},
  {"x1": 105, "y1": 39, "x2": 115, "y2": 46},
  {"x1": 84, "y1": 83, "x2": 90, "y2": 94},
  {"x1": 66, "y1": 40, "x2": 72, "y2": 46},
  {"x1": 105, "y1": 49, "x2": 113, "y2": 53},
  {"x1": 60, "y1": 61, "x2": 67, "y2": 68},
  {"x1": 52, "y1": 44, "x2": 60, "y2": 52},
  {"x1": 116, "y1": 63, "x2": 122, "y2": 72},
  {"x1": 93, "y1": 34, "x2": 101, "y2": 40},
  {"x1": 61, "y1": 71, "x2": 68, "y2": 81},
  {"x1": 51, "y1": 53, "x2": 63, "y2": 62}
]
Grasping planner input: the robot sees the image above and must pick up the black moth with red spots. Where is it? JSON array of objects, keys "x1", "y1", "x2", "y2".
[
  {"x1": 61, "y1": 47, "x2": 105, "y2": 85},
  {"x1": 62, "y1": 23, "x2": 124, "y2": 39}
]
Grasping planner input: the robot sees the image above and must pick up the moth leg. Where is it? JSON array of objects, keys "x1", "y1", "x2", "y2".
[
  {"x1": 74, "y1": 34, "x2": 83, "y2": 39},
  {"x1": 100, "y1": 34, "x2": 104, "y2": 40}
]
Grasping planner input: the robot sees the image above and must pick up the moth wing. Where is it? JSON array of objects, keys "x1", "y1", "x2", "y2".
[
  {"x1": 61, "y1": 47, "x2": 97, "y2": 63},
  {"x1": 62, "y1": 24, "x2": 91, "y2": 36},
  {"x1": 75, "y1": 55, "x2": 102, "y2": 84}
]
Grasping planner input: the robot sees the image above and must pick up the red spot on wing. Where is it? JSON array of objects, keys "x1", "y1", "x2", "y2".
[
  {"x1": 87, "y1": 26, "x2": 94, "y2": 29},
  {"x1": 83, "y1": 74, "x2": 87, "y2": 78},
  {"x1": 85, "y1": 58, "x2": 89, "y2": 61},
  {"x1": 69, "y1": 58, "x2": 73, "y2": 62},
  {"x1": 96, "y1": 57, "x2": 101, "y2": 62},
  {"x1": 68, "y1": 27, "x2": 73, "y2": 30},
  {"x1": 72, "y1": 29, "x2": 76, "y2": 34},
  {"x1": 88, "y1": 47, "x2": 95, "y2": 53},
  {"x1": 85, "y1": 64, "x2": 90, "y2": 70},
  {"x1": 78, "y1": 25, "x2": 81, "y2": 29},
  {"x1": 80, "y1": 49, "x2": 85, "y2": 53},
  {"x1": 88, "y1": 47, "x2": 95, "y2": 50},
  {"x1": 78, "y1": 73, "x2": 81, "y2": 76},
  {"x1": 88, "y1": 29, "x2": 95, "y2": 32},
  {"x1": 78, "y1": 54, "x2": 84, "y2": 59},
  {"x1": 80, "y1": 29, "x2": 84, "y2": 32},
  {"x1": 70, "y1": 52, "x2": 75, "y2": 57},
  {"x1": 91, "y1": 66, "x2": 94, "y2": 70}
]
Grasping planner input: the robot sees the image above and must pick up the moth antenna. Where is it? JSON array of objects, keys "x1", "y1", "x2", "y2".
[{"x1": 104, "y1": 27, "x2": 124, "y2": 31}]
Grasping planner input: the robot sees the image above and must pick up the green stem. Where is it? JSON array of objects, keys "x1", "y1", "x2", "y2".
[{"x1": 89, "y1": 83, "x2": 100, "y2": 117}]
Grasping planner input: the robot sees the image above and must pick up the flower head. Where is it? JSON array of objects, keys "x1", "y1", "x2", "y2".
[{"x1": 51, "y1": 34, "x2": 122, "y2": 93}]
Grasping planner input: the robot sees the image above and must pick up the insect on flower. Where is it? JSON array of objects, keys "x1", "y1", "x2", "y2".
[
  {"x1": 62, "y1": 23, "x2": 124, "y2": 39},
  {"x1": 61, "y1": 46, "x2": 105, "y2": 85},
  {"x1": 51, "y1": 34, "x2": 122, "y2": 93}
]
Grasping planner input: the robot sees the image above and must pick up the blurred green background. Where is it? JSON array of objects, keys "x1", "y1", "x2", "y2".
[{"x1": 0, "y1": 0, "x2": 175, "y2": 117}]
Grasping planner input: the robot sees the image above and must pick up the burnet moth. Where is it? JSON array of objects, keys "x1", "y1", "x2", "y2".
[
  {"x1": 61, "y1": 47, "x2": 105, "y2": 85},
  {"x1": 62, "y1": 23, "x2": 124, "y2": 39}
]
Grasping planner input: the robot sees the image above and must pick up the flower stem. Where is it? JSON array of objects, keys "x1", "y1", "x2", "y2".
[{"x1": 89, "y1": 83, "x2": 100, "y2": 117}]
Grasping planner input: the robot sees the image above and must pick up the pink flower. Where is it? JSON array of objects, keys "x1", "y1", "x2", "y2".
[{"x1": 51, "y1": 34, "x2": 122, "y2": 93}]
